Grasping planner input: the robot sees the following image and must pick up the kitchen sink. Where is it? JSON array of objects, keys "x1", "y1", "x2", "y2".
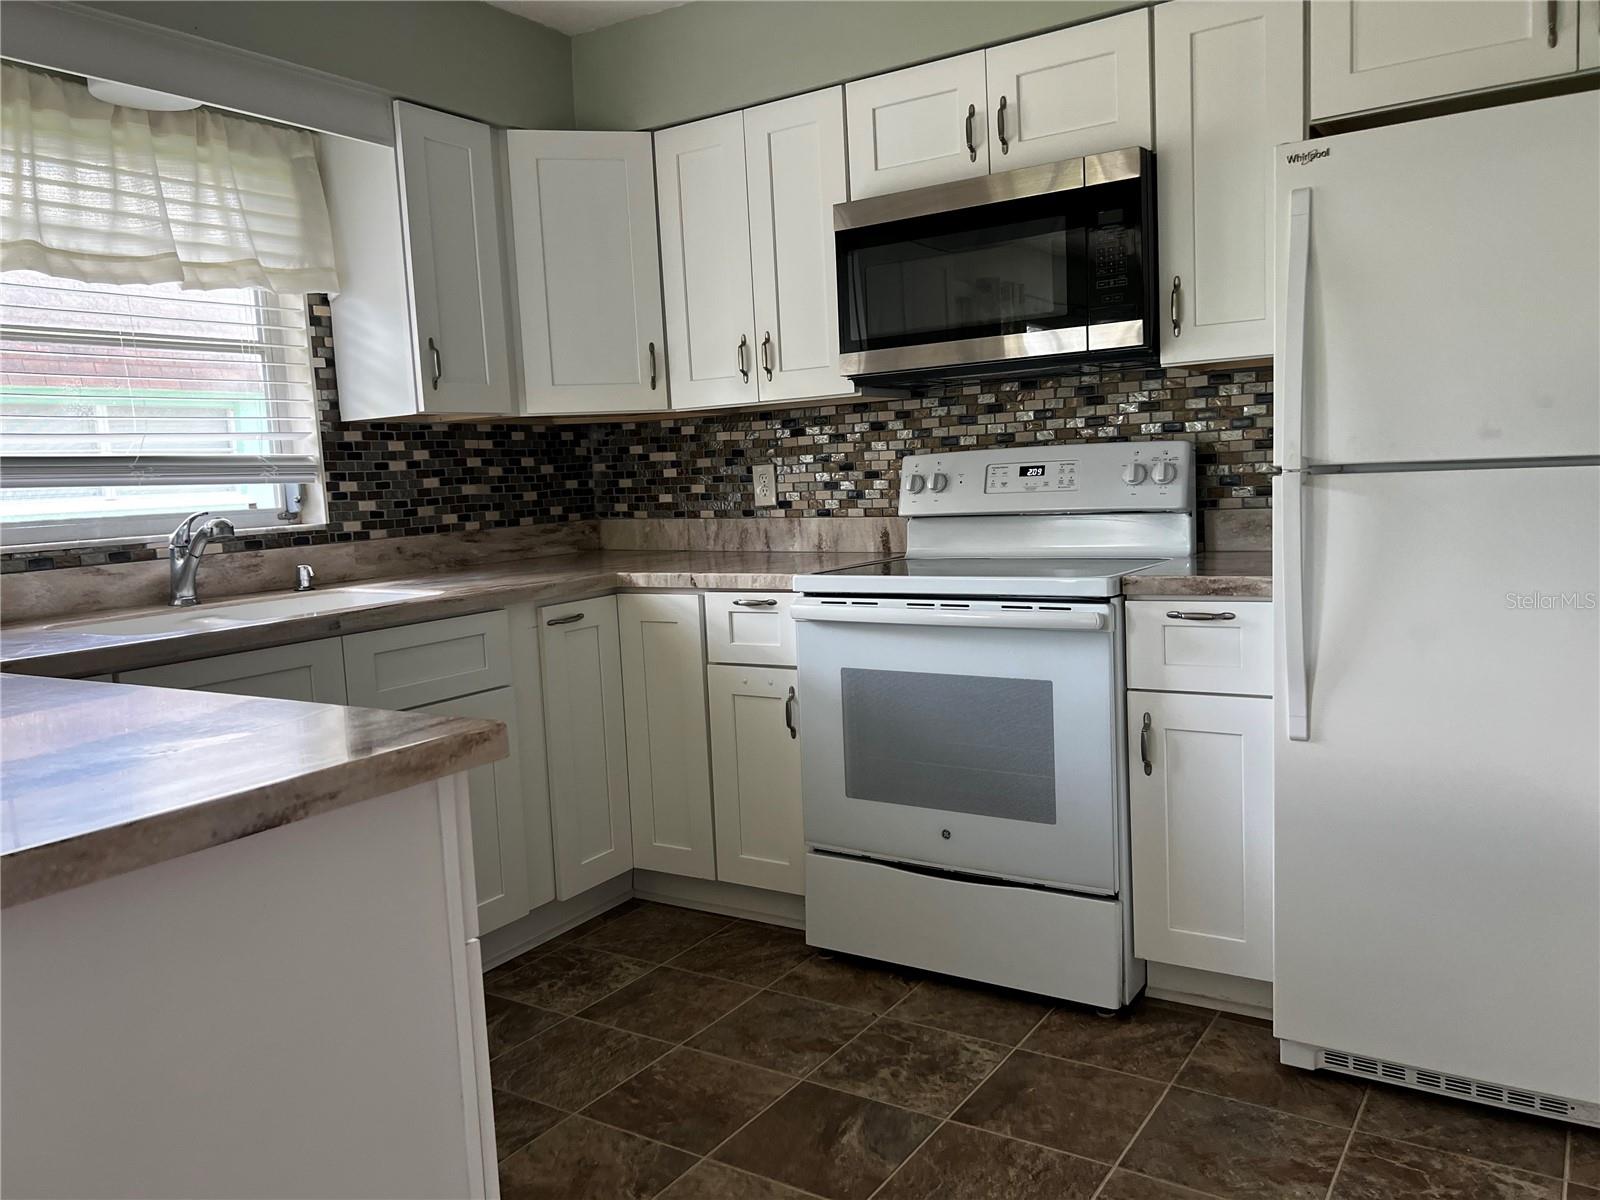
[{"x1": 58, "y1": 586, "x2": 440, "y2": 636}]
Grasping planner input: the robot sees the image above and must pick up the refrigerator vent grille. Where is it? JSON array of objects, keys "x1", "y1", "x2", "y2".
[{"x1": 1318, "y1": 1050, "x2": 1582, "y2": 1119}]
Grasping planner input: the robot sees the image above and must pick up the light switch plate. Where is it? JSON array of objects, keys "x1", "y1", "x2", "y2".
[{"x1": 753, "y1": 463, "x2": 778, "y2": 507}]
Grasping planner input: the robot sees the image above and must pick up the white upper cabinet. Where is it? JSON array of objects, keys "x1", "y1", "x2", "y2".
[
  {"x1": 655, "y1": 112, "x2": 760, "y2": 410},
  {"x1": 1156, "y1": 0, "x2": 1304, "y2": 366},
  {"x1": 392, "y1": 102, "x2": 513, "y2": 415},
  {"x1": 507, "y1": 131, "x2": 666, "y2": 416},
  {"x1": 1311, "y1": 0, "x2": 1580, "y2": 120},
  {"x1": 985, "y1": 11, "x2": 1153, "y2": 171},
  {"x1": 1583, "y1": 0, "x2": 1600, "y2": 68},
  {"x1": 743, "y1": 88, "x2": 857, "y2": 404},
  {"x1": 845, "y1": 52, "x2": 989, "y2": 198}
]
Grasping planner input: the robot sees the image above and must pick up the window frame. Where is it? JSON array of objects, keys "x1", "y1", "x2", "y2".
[{"x1": 0, "y1": 280, "x2": 329, "y2": 552}]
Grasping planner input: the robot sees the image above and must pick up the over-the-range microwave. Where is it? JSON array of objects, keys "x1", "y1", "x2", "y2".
[{"x1": 834, "y1": 147, "x2": 1156, "y2": 383}]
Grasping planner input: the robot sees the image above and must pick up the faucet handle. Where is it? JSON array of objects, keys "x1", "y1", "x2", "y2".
[
  {"x1": 295, "y1": 564, "x2": 316, "y2": 592},
  {"x1": 170, "y1": 510, "x2": 209, "y2": 549}
]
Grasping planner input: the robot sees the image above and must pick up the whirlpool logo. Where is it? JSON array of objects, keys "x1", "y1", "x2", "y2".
[{"x1": 1284, "y1": 148, "x2": 1331, "y2": 166}]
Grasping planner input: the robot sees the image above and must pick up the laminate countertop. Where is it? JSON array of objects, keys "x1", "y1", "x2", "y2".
[
  {"x1": 0, "y1": 674, "x2": 508, "y2": 909},
  {"x1": 0, "y1": 549, "x2": 1271, "y2": 679}
]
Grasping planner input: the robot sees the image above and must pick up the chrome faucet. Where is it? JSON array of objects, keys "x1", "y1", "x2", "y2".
[{"x1": 168, "y1": 511, "x2": 235, "y2": 607}]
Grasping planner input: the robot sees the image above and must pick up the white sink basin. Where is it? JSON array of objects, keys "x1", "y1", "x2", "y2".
[{"x1": 62, "y1": 586, "x2": 439, "y2": 636}]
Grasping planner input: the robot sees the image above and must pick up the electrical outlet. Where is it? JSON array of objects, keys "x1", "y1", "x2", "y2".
[{"x1": 752, "y1": 463, "x2": 778, "y2": 508}]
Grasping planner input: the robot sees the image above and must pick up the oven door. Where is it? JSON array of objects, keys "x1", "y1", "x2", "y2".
[{"x1": 793, "y1": 598, "x2": 1122, "y2": 894}]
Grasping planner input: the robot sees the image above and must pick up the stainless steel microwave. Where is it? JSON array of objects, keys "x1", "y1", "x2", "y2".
[{"x1": 834, "y1": 148, "x2": 1156, "y2": 382}]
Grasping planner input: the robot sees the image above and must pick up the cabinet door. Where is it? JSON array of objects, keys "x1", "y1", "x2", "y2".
[
  {"x1": 845, "y1": 51, "x2": 988, "y2": 200},
  {"x1": 985, "y1": 11, "x2": 1153, "y2": 171},
  {"x1": 1128, "y1": 691, "x2": 1273, "y2": 981},
  {"x1": 119, "y1": 639, "x2": 346, "y2": 703},
  {"x1": 1581, "y1": 0, "x2": 1599, "y2": 68},
  {"x1": 413, "y1": 687, "x2": 530, "y2": 934},
  {"x1": 1157, "y1": 1, "x2": 1303, "y2": 366},
  {"x1": 744, "y1": 87, "x2": 856, "y2": 404},
  {"x1": 708, "y1": 665, "x2": 804, "y2": 895},
  {"x1": 393, "y1": 101, "x2": 513, "y2": 416},
  {"x1": 618, "y1": 594, "x2": 715, "y2": 878},
  {"x1": 507, "y1": 131, "x2": 666, "y2": 416},
  {"x1": 538, "y1": 596, "x2": 633, "y2": 898},
  {"x1": 655, "y1": 113, "x2": 759, "y2": 410},
  {"x1": 1310, "y1": 1, "x2": 1579, "y2": 121}
]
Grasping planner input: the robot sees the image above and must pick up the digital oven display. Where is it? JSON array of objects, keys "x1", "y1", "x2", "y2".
[{"x1": 1018, "y1": 465, "x2": 1046, "y2": 478}]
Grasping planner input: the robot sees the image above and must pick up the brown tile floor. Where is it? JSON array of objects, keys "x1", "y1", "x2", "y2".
[{"x1": 486, "y1": 901, "x2": 1595, "y2": 1200}]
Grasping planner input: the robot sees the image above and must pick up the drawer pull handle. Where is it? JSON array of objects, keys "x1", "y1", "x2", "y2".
[
  {"x1": 965, "y1": 103, "x2": 977, "y2": 162},
  {"x1": 784, "y1": 686, "x2": 798, "y2": 740},
  {"x1": 733, "y1": 598, "x2": 779, "y2": 608},
  {"x1": 1166, "y1": 610, "x2": 1236, "y2": 622},
  {"x1": 1139, "y1": 712, "x2": 1153, "y2": 776},
  {"x1": 546, "y1": 612, "x2": 584, "y2": 626}
]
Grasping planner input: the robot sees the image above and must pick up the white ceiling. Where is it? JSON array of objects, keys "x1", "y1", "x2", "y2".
[{"x1": 486, "y1": 0, "x2": 688, "y2": 36}]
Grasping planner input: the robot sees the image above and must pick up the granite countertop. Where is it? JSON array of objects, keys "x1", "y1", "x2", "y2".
[
  {"x1": 1122, "y1": 552, "x2": 1273, "y2": 599},
  {"x1": 0, "y1": 548, "x2": 1271, "y2": 679},
  {"x1": 0, "y1": 549, "x2": 889, "y2": 678},
  {"x1": 0, "y1": 675, "x2": 509, "y2": 909}
]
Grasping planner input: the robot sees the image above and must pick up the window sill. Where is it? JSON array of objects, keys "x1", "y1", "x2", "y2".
[{"x1": 2, "y1": 524, "x2": 329, "y2": 557}]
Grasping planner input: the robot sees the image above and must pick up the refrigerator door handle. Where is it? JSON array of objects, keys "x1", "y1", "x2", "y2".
[
  {"x1": 1281, "y1": 188, "x2": 1312, "y2": 472},
  {"x1": 1281, "y1": 468, "x2": 1310, "y2": 741}
]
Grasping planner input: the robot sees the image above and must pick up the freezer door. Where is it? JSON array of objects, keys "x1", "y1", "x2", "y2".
[
  {"x1": 1274, "y1": 92, "x2": 1600, "y2": 468},
  {"x1": 1273, "y1": 465, "x2": 1600, "y2": 1103}
]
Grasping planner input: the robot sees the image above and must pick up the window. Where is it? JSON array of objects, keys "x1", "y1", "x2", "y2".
[{"x1": 0, "y1": 272, "x2": 324, "y2": 547}]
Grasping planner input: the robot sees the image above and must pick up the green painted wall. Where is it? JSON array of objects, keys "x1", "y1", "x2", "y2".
[
  {"x1": 84, "y1": 1, "x2": 575, "y2": 129},
  {"x1": 572, "y1": 0, "x2": 1141, "y2": 130}
]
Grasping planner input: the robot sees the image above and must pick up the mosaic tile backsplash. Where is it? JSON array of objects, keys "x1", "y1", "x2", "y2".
[
  {"x1": 4, "y1": 297, "x2": 1272, "y2": 574},
  {"x1": 588, "y1": 364, "x2": 1272, "y2": 520}
]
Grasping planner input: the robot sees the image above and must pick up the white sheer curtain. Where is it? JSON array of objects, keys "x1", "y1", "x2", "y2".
[{"x1": 0, "y1": 63, "x2": 339, "y2": 293}]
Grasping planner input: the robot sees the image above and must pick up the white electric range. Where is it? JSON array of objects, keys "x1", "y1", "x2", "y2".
[{"x1": 792, "y1": 441, "x2": 1195, "y2": 1009}]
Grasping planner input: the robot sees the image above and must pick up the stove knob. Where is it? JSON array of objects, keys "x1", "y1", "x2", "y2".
[
  {"x1": 906, "y1": 473, "x2": 927, "y2": 494},
  {"x1": 1122, "y1": 463, "x2": 1148, "y2": 485},
  {"x1": 930, "y1": 472, "x2": 949, "y2": 493},
  {"x1": 1151, "y1": 461, "x2": 1178, "y2": 485}
]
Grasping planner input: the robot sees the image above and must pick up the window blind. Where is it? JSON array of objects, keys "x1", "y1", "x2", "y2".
[{"x1": 0, "y1": 271, "x2": 322, "y2": 489}]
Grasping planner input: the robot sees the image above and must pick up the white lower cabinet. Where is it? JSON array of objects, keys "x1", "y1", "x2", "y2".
[
  {"x1": 618, "y1": 594, "x2": 716, "y2": 879},
  {"x1": 412, "y1": 687, "x2": 530, "y2": 932},
  {"x1": 708, "y1": 665, "x2": 804, "y2": 895},
  {"x1": 118, "y1": 639, "x2": 347, "y2": 703},
  {"x1": 1128, "y1": 689, "x2": 1274, "y2": 981},
  {"x1": 538, "y1": 596, "x2": 634, "y2": 898}
]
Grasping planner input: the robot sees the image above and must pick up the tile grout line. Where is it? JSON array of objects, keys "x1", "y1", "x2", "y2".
[
  {"x1": 864, "y1": 1000, "x2": 1062, "y2": 1200},
  {"x1": 1086, "y1": 1009, "x2": 1219, "y2": 1200},
  {"x1": 1323, "y1": 1088, "x2": 1370, "y2": 1200}
]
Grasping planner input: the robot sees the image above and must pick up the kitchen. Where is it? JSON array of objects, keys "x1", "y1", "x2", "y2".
[{"x1": 0, "y1": 1, "x2": 1595, "y2": 1197}]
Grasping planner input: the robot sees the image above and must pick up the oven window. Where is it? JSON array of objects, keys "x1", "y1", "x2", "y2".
[{"x1": 840, "y1": 668, "x2": 1056, "y2": 824}]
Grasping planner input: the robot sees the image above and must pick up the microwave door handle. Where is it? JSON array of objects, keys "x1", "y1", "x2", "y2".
[
  {"x1": 1280, "y1": 187, "x2": 1311, "y2": 471},
  {"x1": 1280, "y1": 468, "x2": 1311, "y2": 741}
]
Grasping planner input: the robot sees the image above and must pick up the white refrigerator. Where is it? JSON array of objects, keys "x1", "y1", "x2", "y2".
[{"x1": 1271, "y1": 92, "x2": 1600, "y2": 1124}]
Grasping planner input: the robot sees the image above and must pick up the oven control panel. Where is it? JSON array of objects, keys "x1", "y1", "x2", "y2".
[{"x1": 900, "y1": 441, "x2": 1193, "y2": 516}]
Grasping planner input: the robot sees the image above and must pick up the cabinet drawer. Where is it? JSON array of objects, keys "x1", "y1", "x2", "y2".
[
  {"x1": 119, "y1": 639, "x2": 346, "y2": 704},
  {"x1": 1127, "y1": 600, "x2": 1271, "y2": 696},
  {"x1": 344, "y1": 611, "x2": 511, "y2": 709},
  {"x1": 704, "y1": 592, "x2": 796, "y2": 666}
]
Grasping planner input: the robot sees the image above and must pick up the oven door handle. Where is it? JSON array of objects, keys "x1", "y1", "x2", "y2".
[{"x1": 790, "y1": 601, "x2": 1104, "y2": 632}]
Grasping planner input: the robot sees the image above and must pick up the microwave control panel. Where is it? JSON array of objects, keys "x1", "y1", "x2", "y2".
[{"x1": 900, "y1": 441, "x2": 1192, "y2": 516}]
